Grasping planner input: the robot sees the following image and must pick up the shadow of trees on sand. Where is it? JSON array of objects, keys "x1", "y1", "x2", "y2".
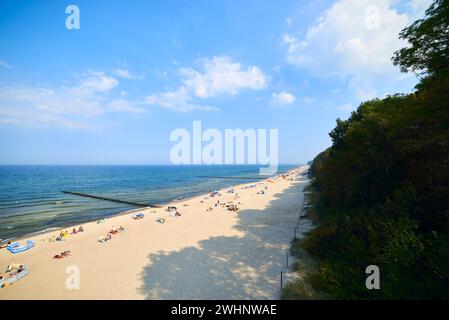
[{"x1": 138, "y1": 179, "x2": 307, "y2": 299}]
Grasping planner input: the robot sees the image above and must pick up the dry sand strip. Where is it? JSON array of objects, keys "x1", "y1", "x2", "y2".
[{"x1": 0, "y1": 166, "x2": 309, "y2": 299}]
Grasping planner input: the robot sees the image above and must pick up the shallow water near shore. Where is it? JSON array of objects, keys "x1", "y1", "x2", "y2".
[{"x1": 0, "y1": 164, "x2": 296, "y2": 240}]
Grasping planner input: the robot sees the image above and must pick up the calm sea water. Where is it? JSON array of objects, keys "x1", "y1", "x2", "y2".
[{"x1": 0, "y1": 165, "x2": 297, "y2": 240}]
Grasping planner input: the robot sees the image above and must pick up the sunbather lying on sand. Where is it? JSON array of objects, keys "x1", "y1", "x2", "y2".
[
  {"x1": 0, "y1": 241, "x2": 11, "y2": 249},
  {"x1": 109, "y1": 226, "x2": 125, "y2": 234},
  {"x1": 98, "y1": 233, "x2": 112, "y2": 243},
  {"x1": 53, "y1": 250, "x2": 71, "y2": 259},
  {"x1": 109, "y1": 226, "x2": 118, "y2": 234}
]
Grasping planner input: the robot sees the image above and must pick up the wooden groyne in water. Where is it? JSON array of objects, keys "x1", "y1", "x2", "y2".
[{"x1": 61, "y1": 191, "x2": 161, "y2": 208}]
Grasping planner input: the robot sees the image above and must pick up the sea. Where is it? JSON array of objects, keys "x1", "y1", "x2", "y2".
[{"x1": 0, "y1": 164, "x2": 298, "y2": 241}]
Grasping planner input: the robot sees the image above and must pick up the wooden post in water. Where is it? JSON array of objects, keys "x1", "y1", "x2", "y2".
[{"x1": 280, "y1": 271, "x2": 283, "y2": 291}]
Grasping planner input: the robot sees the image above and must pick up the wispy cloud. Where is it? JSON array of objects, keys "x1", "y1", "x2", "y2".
[
  {"x1": 145, "y1": 87, "x2": 218, "y2": 112},
  {"x1": 107, "y1": 98, "x2": 146, "y2": 113},
  {"x1": 113, "y1": 64, "x2": 145, "y2": 80},
  {"x1": 0, "y1": 60, "x2": 11, "y2": 69},
  {"x1": 0, "y1": 71, "x2": 145, "y2": 128},
  {"x1": 145, "y1": 55, "x2": 268, "y2": 112},
  {"x1": 269, "y1": 91, "x2": 315, "y2": 108}
]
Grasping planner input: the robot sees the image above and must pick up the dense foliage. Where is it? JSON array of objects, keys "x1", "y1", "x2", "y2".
[{"x1": 305, "y1": 0, "x2": 449, "y2": 299}]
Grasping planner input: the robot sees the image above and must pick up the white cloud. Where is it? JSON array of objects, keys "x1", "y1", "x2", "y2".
[
  {"x1": 299, "y1": 96, "x2": 315, "y2": 103},
  {"x1": 107, "y1": 99, "x2": 146, "y2": 114},
  {"x1": 145, "y1": 55, "x2": 267, "y2": 112},
  {"x1": 0, "y1": 71, "x2": 144, "y2": 128},
  {"x1": 0, "y1": 107, "x2": 90, "y2": 129},
  {"x1": 113, "y1": 67, "x2": 145, "y2": 80},
  {"x1": 270, "y1": 91, "x2": 296, "y2": 106},
  {"x1": 145, "y1": 87, "x2": 218, "y2": 113},
  {"x1": 283, "y1": 0, "x2": 429, "y2": 100},
  {"x1": 283, "y1": 34, "x2": 301, "y2": 55},
  {"x1": 408, "y1": 0, "x2": 433, "y2": 19},
  {"x1": 0, "y1": 60, "x2": 11, "y2": 69},
  {"x1": 180, "y1": 56, "x2": 267, "y2": 98},
  {"x1": 73, "y1": 71, "x2": 118, "y2": 95}
]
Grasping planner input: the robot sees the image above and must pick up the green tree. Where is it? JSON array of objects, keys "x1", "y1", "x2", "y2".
[
  {"x1": 297, "y1": 0, "x2": 449, "y2": 299},
  {"x1": 393, "y1": 0, "x2": 449, "y2": 76}
]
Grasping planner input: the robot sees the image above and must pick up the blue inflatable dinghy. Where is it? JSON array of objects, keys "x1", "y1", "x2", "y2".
[{"x1": 7, "y1": 240, "x2": 35, "y2": 254}]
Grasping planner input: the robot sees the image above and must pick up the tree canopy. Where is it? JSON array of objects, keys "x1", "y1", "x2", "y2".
[{"x1": 303, "y1": 0, "x2": 449, "y2": 299}]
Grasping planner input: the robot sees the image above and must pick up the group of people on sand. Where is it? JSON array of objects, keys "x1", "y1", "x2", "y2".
[
  {"x1": 47, "y1": 226, "x2": 84, "y2": 243},
  {"x1": 225, "y1": 202, "x2": 239, "y2": 212},
  {"x1": 71, "y1": 226, "x2": 84, "y2": 234},
  {"x1": 0, "y1": 263, "x2": 24, "y2": 280},
  {"x1": 205, "y1": 199, "x2": 240, "y2": 212},
  {"x1": 47, "y1": 227, "x2": 84, "y2": 259},
  {"x1": 98, "y1": 225, "x2": 124, "y2": 243},
  {"x1": 257, "y1": 189, "x2": 266, "y2": 195},
  {"x1": 166, "y1": 206, "x2": 181, "y2": 217},
  {"x1": 0, "y1": 263, "x2": 27, "y2": 288},
  {"x1": 109, "y1": 225, "x2": 125, "y2": 234}
]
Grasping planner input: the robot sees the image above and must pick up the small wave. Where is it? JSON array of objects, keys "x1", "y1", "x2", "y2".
[{"x1": 41, "y1": 227, "x2": 61, "y2": 233}]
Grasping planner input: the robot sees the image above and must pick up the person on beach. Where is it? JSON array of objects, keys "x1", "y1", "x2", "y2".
[
  {"x1": 78, "y1": 226, "x2": 84, "y2": 232},
  {"x1": 0, "y1": 241, "x2": 11, "y2": 249}
]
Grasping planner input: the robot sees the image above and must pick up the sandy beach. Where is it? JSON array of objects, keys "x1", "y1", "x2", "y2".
[{"x1": 0, "y1": 165, "x2": 308, "y2": 299}]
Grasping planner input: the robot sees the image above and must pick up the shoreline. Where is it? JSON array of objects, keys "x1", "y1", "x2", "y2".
[
  {"x1": 0, "y1": 166, "x2": 307, "y2": 299},
  {"x1": 1, "y1": 167, "x2": 298, "y2": 244}
]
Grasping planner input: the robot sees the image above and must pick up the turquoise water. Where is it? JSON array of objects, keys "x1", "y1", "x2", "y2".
[{"x1": 0, "y1": 165, "x2": 297, "y2": 240}]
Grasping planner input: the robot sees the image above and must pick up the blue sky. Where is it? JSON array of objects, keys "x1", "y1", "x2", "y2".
[{"x1": 0, "y1": 0, "x2": 431, "y2": 164}]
